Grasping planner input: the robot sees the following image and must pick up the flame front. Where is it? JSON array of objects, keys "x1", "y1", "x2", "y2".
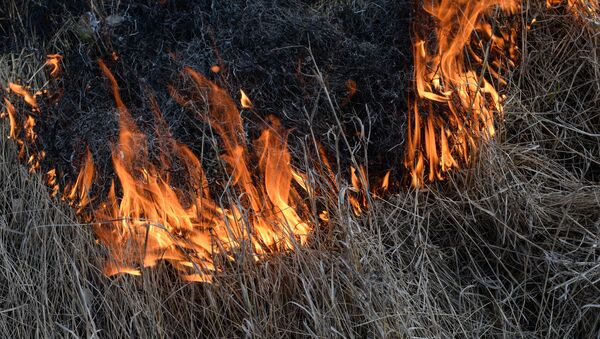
[
  {"x1": 85, "y1": 61, "x2": 312, "y2": 281},
  {"x1": 405, "y1": 0, "x2": 520, "y2": 187},
  {"x1": 4, "y1": 2, "x2": 593, "y2": 281}
]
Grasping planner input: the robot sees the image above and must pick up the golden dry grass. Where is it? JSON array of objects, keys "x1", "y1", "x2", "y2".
[{"x1": 0, "y1": 1, "x2": 599, "y2": 338}]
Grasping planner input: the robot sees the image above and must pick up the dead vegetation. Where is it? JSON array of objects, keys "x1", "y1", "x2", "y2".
[{"x1": 0, "y1": 0, "x2": 599, "y2": 338}]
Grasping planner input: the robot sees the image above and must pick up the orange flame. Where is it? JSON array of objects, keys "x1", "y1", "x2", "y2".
[
  {"x1": 8, "y1": 83, "x2": 39, "y2": 110},
  {"x1": 405, "y1": 0, "x2": 520, "y2": 187},
  {"x1": 240, "y1": 89, "x2": 253, "y2": 108},
  {"x1": 3, "y1": 98, "x2": 18, "y2": 139},
  {"x1": 64, "y1": 149, "x2": 95, "y2": 210},
  {"x1": 348, "y1": 166, "x2": 368, "y2": 216},
  {"x1": 46, "y1": 54, "x2": 63, "y2": 78},
  {"x1": 89, "y1": 60, "x2": 312, "y2": 281},
  {"x1": 3, "y1": 84, "x2": 45, "y2": 172}
]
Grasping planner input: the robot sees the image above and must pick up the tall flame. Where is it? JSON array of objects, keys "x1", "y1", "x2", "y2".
[
  {"x1": 405, "y1": 0, "x2": 520, "y2": 187},
  {"x1": 89, "y1": 60, "x2": 312, "y2": 281},
  {"x1": 6, "y1": 0, "x2": 587, "y2": 280}
]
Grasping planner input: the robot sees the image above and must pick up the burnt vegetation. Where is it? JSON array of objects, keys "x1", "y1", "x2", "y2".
[
  {"x1": 2, "y1": 0, "x2": 412, "y2": 193},
  {"x1": 0, "y1": 0, "x2": 599, "y2": 338}
]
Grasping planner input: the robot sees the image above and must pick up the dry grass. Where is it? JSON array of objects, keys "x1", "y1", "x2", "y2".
[{"x1": 1, "y1": 1, "x2": 599, "y2": 338}]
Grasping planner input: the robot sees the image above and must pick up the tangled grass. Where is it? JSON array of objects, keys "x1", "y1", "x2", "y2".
[{"x1": 0, "y1": 1, "x2": 599, "y2": 337}]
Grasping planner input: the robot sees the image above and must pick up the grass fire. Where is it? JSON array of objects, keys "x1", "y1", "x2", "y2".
[{"x1": 0, "y1": 0, "x2": 598, "y2": 337}]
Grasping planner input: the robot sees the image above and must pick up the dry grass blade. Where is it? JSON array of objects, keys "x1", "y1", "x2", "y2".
[{"x1": 0, "y1": 0, "x2": 599, "y2": 338}]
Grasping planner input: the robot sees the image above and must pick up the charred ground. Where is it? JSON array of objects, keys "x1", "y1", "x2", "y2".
[
  {"x1": 1, "y1": 1, "x2": 599, "y2": 338},
  {"x1": 1, "y1": 0, "x2": 412, "y2": 195}
]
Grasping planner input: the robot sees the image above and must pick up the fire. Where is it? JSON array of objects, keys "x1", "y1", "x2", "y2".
[
  {"x1": 6, "y1": 0, "x2": 585, "y2": 281},
  {"x1": 240, "y1": 89, "x2": 253, "y2": 108},
  {"x1": 349, "y1": 166, "x2": 368, "y2": 215},
  {"x1": 2, "y1": 52, "x2": 316, "y2": 282},
  {"x1": 8, "y1": 83, "x2": 39, "y2": 110},
  {"x1": 46, "y1": 54, "x2": 63, "y2": 78},
  {"x1": 405, "y1": 0, "x2": 520, "y2": 187},
  {"x1": 348, "y1": 166, "x2": 391, "y2": 215},
  {"x1": 84, "y1": 60, "x2": 312, "y2": 281},
  {"x1": 64, "y1": 149, "x2": 95, "y2": 211},
  {"x1": 3, "y1": 98, "x2": 18, "y2": 139},
  {"x1": 3, "y1": 83, "x2": 46, "y2": 172}
]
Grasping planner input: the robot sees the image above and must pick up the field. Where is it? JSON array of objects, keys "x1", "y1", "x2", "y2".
[{"x1": 0, "y1": 1, "x2": 599, "y2": 337}]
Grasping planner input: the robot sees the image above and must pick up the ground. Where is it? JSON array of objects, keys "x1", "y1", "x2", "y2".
[{"x1": 0, "y1": 0, "x2": 599, "y2": 338}]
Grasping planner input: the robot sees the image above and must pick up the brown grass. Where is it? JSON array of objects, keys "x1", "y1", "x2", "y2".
[{"x1": 0, "y1": 1, "x2": 599, "y2": 338}]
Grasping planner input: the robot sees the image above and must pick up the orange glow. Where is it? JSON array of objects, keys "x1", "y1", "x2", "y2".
[
  {"x1": 8, "y1": 83, "x2": 39, "y2": 110},
  {"x1": 3, "y1": 84, "x2": 46, "y2": 174},
  {"x1": 64, "y1": 149, "x2": 95, "y2": 210},
  {"x1": 380, "y1": 171, "x2": 391, "y2": 192},
  {"x1": 405, "y1": 0, "x2": 520, "y2": 187},
  {"x1": 86, "y1": 61, "x2": 313, "y2": 281},
  {"x1": 240, "y1": 89, "x2": 253, "y2": 108},
  {"x1": 348, "y1": 166, "x2": 368, "y2": 216},
  {"x1": 341, "y1": 79, "x2": 358, "y2": 107},
  {"x1": 3, "y1": 98, "x2": 18, "y2": 139},
  {"x1": 46, "y1": 169, "x2": 60, "y2": 197},
  {"x1": 46, "y1": 54, "x2": 63, "y2": 78}
]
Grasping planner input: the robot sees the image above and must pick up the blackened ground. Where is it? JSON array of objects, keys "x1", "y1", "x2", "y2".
[{"x1": 2, "y1": 0, "x2": 412, "y2": 195}]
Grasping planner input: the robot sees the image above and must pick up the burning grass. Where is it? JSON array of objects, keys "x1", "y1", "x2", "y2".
[{"x1": 0, "y1": 0, "x2": 599, "y2": 337}]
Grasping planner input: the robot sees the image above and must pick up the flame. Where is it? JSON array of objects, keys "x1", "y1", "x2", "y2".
[
  {"x1": 46, "y1": 169, "x2": 60, "y2": 197},
  {"x1": 2, "y1": 57, "x2": 316, "y2": 282},
  {"x1": 46, "y1": 54, "x2": 63, "y2": 78},
  {"x1": 240, "y1": 89, "x2": 253, "y2": 108},
  {"x1": 380, "y1": 171, "x2": 391, "y2": 192},
  {"x1": 86, "y1": 60, "x2": 313, "y2": 281},
  {"x1": 64, "y1": 149, "x2": 95, "y2": 210},
  {"x1": 3, "y1": 98, "x2": 18, "y2": 139},
  {"x1": 8, "y1": 83, "x2": 39, "y2": 110},
  {"x1": 3, "y1": 84, "x2": 46, "y2": 172},
  {"x1": 348, "y1": 166, "x2": 368, "y2": 216},
  {"x1": 347, "y1": 166, "x2": 391, "y2": 215},
  {"x1": 405, "y1": 0, "x2": 520, "y2": 187}
]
